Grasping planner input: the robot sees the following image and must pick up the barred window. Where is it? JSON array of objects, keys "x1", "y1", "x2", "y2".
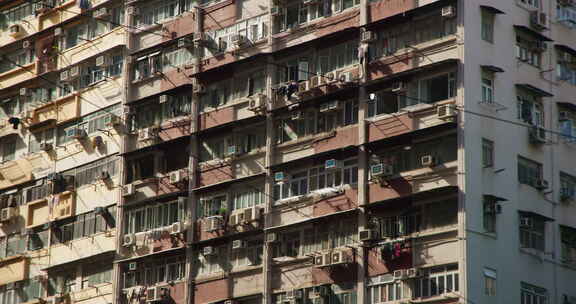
[{"x1": 75, "y1": 157, "x2": 119, "y2": 188}]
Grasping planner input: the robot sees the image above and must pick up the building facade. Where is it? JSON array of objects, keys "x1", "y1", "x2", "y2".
[{"x1": 0, "y1": 0, "x2": 575, "y2": 304}]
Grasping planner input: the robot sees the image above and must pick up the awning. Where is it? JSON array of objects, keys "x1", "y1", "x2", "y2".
[
  {"x1": 480, "y1": 5, "x2": 506, "y2": 14},
  {"x1": 513, "y1": 25, "x2": 553, "y2": 42},
  {"x1": 515, "y1": 84, "x2": 554, "y2": 97},
  {"x1": 518, "y1": 210, "x2": 554, "y2": 222},
  {"x1": 557, "y1": 102, "x2": 576, "y2": 112},
  {"x1": 483, "y1": 194, "x2": 508, "y2": 202},
  {"x1": 555, "y1": 44, "x2": 576, "y2": 57},
  {"x1": 481, "y1": 65, "x2": 505, "y2": 73}
]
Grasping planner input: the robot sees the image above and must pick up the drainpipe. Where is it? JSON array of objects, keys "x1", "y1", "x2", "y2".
[
  {"x1": 185, "y1": 6, "x2": 203, "y2": 304},
  {"x1": 357, "y1": 0, "x2": 368, "y2": 303}
]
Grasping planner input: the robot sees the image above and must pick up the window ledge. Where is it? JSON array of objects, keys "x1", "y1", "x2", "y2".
[
  {"x1": 272, "y1": 255, "x2": 311, "y2": 266},
  {"x1": 229, "y1": 264, "x2": 262, "y2": 275},
  {"x1": 369, "y1": 35, "x2": 457, "y2": 64},
  {"x1": 411, "y1": 293, "x2": 459, "y2": 303},
  {"x1": 519, "y1": 247, "x2": 549, "y2": 261},
  {"x1": 0, "y1": 61, "x2": 36, "y2": 79},
  {"x1": 132, "y1": 73, "x2": 163, "y2": 85}
]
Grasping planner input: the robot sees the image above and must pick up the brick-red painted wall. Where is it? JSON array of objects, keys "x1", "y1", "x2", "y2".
[
  {"x1": 158, "y1": 170, "x2": 189, "y2": 196},
  {"x1": 203, "y1": 0, "x2": 237, "y2": 32},
  {"x1": 369, "y1": 0, "x2": 416, "y2": 24},
  {"x1": 152, "y1": 232, "x2": 186, "y2": 253},
  {"x1": 367, "y1": 180, "x2": 412, "y2": 204},
  {"x1": 366, "y1": 244, "x2": 412, "y2": 277},
  {"x1": 367, "y1": 112, "x2": 414, "y2": 142},
  {"x1": 194, "y1": 278, "x2": 230, "y2": 303},
  {"x1": 199, "y1": 107, "x2": 236, "y2": 130},
  {"x1": 160, "y1": 69, "x2": 193, "y2": 91},
  {"x1": 158, "y1": 118, "x2": 192, "y2": 142},
  {"x1": 314, "y1": 126, "x2": 359, "y2": 154},
  {"x1": 198, "y1": 163, "x2": 234, "y2": 187},
  {"x1": 313, "y1": 188, "x2": 358, "y2": 217},
  {"x1": 163, "y1": 12, "x2": 197, "y2": 42}
]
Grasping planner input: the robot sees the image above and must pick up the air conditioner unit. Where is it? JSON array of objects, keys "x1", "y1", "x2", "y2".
[
  {"x1": 9, "y1": 24, "x2": 22, "y2": 36},
  {"x1": 338, "y1": 71, "x2": 353, "y2": 84},
  {"x1": 69, "y1": 66, "x2": 80, "y2": 78},
  {"x1": 20, "y1": 88, "x2": 28, "y2": 96},
  {"x1": 331, "y1": 250, "x2": 349, "y2": 265},
  {"x1": 359, "y1": 229, "x2": 378, "y2": 242},
  {"x1": 226, "y1": 145, "x2": 238, "y2": 156},
  {"x1": 103, "y1": 114, "x2": 121, "y2": 127},
  {"x1": 393, "y1": 269, "x2": 407, "y2": 280},
  {"x1": 169, "y1": 170, "x2": 182, "y2": 184},
  {"x1": 94, "y1": 7, "x2": 109, "y2": 18},
  {"x1": 122, "y1": 184, "x2": 135, "y2": 197},
  {"x1": 406, "y1": 268, "x2": 422, "y2": 278},
  {"x1": 271, "y1": 6, "x2": 281, "y2": 16},
  {"x1": 40, "y1": 143, "x2": 53, "y2": 152},
  {"x1": 520, "y1": 216, "x2": 533, "y2": 228},
  {"x1": 243, "y1": 206, "x2": 260, "y2": 223},
  {"x1": 529, "y1": 126, "x2": 546, "y2": 144},
  {"x1": 313, "y1": 254, "x2": 324, "y2": 267},
  {"x1": 232, "y1": 240, "x2": 246, "y2": 249},
  {"x1": 22, "y1": 40, "x2": 31, "y2": 49},
  {"x1": 298, "y1": 80, "x2": 310, "y2": 93},
  {"x1": 123, "y1": 234, "x2": 136, "y2": 246},
  {"x1": 361, "y1": 30, "x2": 376, "y2": 43},
  {"x1": 371, "y1": 163, "x2": 394, "y2": 178},
  {"x1": 203, "y1": 246, "x2": 215, "y2": 256},
  {"x1": 310, "y1": 76, "x2": 320, "y2": 88},
  {"x1": 248, "y1": 95, "x2": 265, "y2": 112},
  {"x1": 126, "y1": 6, "x2": 139, "y2": 15},
  {"x1": 138, "y1": 127, "x2": 157, "y2": 141},
  {"x1": 170, "y1": 222, "x2": 183, "y2": 234},
  {"x1": 128, "y1": 262, "x2": 138, "y2": 271},
  {"x1": 421, "y1": 155, "x2": 436, "y2": 167},
  {"x1": 391, "y1": 81, "x2": 406, "y2": 92},
  {"x1": 441, "y1": 6, "x2": 456, "y2": 18},
  {"x1": 0, "y1": 207, "x2": 16, "y2": 222},
  {"x1": 66, "y1": 128, "x2": 87, "y2": 140},
  {"x1": 559, "y1": 111, "x2": 570, "y2": 121},
  {"x1": 231, "y1": 34, "x2": 247, "y2": 46},
  {"x1": 95, "y1": 56, "x2": 109, "y2": 67},
  {"x1": 319, "y1": 100, "x2": 340, "y2": 112},
  {"x1": 561, "y1": 187, "x2": 575, "y2": 201},
  {"x1": 266, "y1": 232, "x2": 278, "y2": 243},
  {"x1": 291, "y1": 111, "x2": 304, "y2": 120},
  {"x1": 54, "y1": 27, "x2": 63, "y2": 36},
  {"x1": 325, "y1": 159, "x2": 342, "y2": 170},
  {"x1": 159, "y1": 95, "x2": 169, "y2": 104},
  {"x1": 146, "y1": 287, "x2": 161, "y2": 302},
  {"x1": 437, "y1": 104, "x2": 456, "y2": 119},
  {"x1": 325, "y1": 71, "x2": 337, "y2": 83},
  {"x1": 228, "y1": 213, "x2": 239, "y2": 226},
  {"x1": 535, "y1": 179, "x2": 549, "y2": 190},
  {"x1": 60, "y1": 70, "x2": 69, "y2": 81},
  {"x1": 178, "y1": 38, "x2": 192, "y2": 48},
  {"x1": 274, "y1": 172, "x2": 289, "y2": 182},
  {"x1": 530, "y1": 11, "x2": 547, "y2": 29},
  {"x1": 206, "y1": 216, "x2": 223, "y2": 231}
]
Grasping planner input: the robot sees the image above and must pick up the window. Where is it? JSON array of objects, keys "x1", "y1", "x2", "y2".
[
  {"x1": 483, "y1": 196, "x2": 498, "y2": 233},
  {"x1": 197, "y1": 246, "x2": 227, "y2": 275},
  {"x1": 419, "y1": 72, "x2": 456, "y2": 103},
  {"x1": 28, "y1": 229, "x2": 49, "y2": 251},
  {"x1": 199, "y1": 80, "x2": 232, "y2": 111},
  {"x1": 52, "y1": 206, "x2": 115, "y2": 244},
  {"x1": 561, "y1": 225, "x2": 576, "y2": 264},
  {"x1": 482, "y1": 138, "x2": 494, "y2": 168},
  {"x1": 29, "y1": 128, "x2": 55, "y2": 153},
  {"x1": 82, "y1": 262, "x2": 113, "y2": 289},
  {"x1": 198, "y1": 195, "x2": 227, "y2": 218},
  {"x1": 163, "y1": 47, "x2": 194, "y2": 71},
  {"x1": 516, "y1": 35, "x2": 543, "y2": 67},
  {"x1": 377, "y1": 213, "x2": 421, "y2": 239},
  {"x1": 0, "y1": 96, "x2": 23, "y2": 118},
  {"x1": 232, "y1": 188, "x2": 263, "y2": 211},
  {"x1": 519, "y1": 213, "x2": 545, "y2": 251},
  {"x1": 481, "y1": 11, "x2": 494, "y2": 42},
  {"x1": 367, "y1": 274, "x2": 408, "y2": 303},
  {"x1": 521, "y1": 282, "x2": 547, "y2": 304},
  {"x1": 202, "y1": 15, "x2": 268, "y2": 58},
  {"x1": 0, "y1": 234, "x2": 26, "y2": 258},
  {"x1": 273, "y1": 158, "x2": 358, "y2": 202},
  {"x1": 0, "y1": 1, "x2": 35, "y2": 29},
  {"x1": 0, "y1": 278, "x2": 44, "y2": 304},
  {"x1": 274, "y1": 0, "x2": 356, "y2": 33},
  {"x1": 124, "y1": 199, "x2": 184, "y2": 234},
  {"x1": 559, "y1": 109, "x2": 576, "y2": 142},
  {"x1": 0, "y1": 47, "x2": 36, "y2": 74},
  {"x1": 135, "y1": 0, "x2": 194, "y2": 26},
  {"x1": 134, "y1": 52, "x2": 162, "y2": 80},
  {"x1": 312, "y1": 40, "x2": 358, "y2": 77},
  {"x1": 200, "y1": 138, "x2": 230, "y2": 162},
  {"x1": 75, "y1": 156, "x2": 120, "y2": 188},
  {"x1": 413, "y1": 264, "x2": 459, "y2": 298},
  {"x1": 484, "y1": 268, "x2": 496, "y2": 296},
  {"x1": 481, "y1": 73, "x2": 494, "y2": 104},
  {"x1": 126, "y1": 154, "x2": 155, "y2": 183},
  {"x1": 517, "y1": 156, "x2": 543, "y2": 188},
  {"x1": 1, "y1": 138, "x2": 16, "y2": 162},
  {"x1": 123, "y1": 255, "x2": 186, "y2": 288},
  {"x1": 557, "y1": 4, "x2": 576, "y2": 28},
  {"x1": 519, "y1": 0, "x2": 539, "y2": 9},
  {"x1": 517, "y1": 93, "x2": 543, "y2": 126},
  {"x1": 560, "y1": 173, "x2": 576, "y2": 201},
  {"x1": 232, "y1": 70, "x2": 266, "y2": 99},
  {"x1": 230, "y1": 240, "x2": 263, "y2": 268}
]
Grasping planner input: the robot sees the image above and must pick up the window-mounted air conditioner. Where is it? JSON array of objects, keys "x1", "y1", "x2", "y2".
[
  {"x1": 203, "y1": 246, "x2": 215, "y2": 256},
  {"x1": 421, "y1": 155, "x2": 436, "y2": 167},
  {"x1": 358, "y1": 229, "x2": 378, "y2": 242},
  {"x1": 243, "y1": 206, "x2": 260, "y2": 223},
  {"x1": 371, "y1": 163, "x2": 394, "y2": 178},
  {"x1": 437, "y1": 104, "x2": 456, "y2": 119},
  {"x1": 361, "y1": 30, "x2": 376, "y2": 43},
  {"x1": 0, "y1": 207, "x2": 17, "y2": 222},
  {"x1": 95, "y1": 56, "x2": 110, "y2": 67},
  {"x1": 274, "y1": 172, "x2": 289, "y2": 182},
  {"x1": 324, "y1": 159, "x2": 342, "y2": 170},
  {"x1": 520, "y1": 216, "x2": 533, "y2": 228},
  {"x1": 441, "y1": 6, "x2": 456, "y2": 18},
  {"x1": 266, "y1": 232, "x2": 278, "y2": 243},
  {"x1": 232, "y1": 240, "x2": 246, "y2": 249},
  {"x1": 122, "y1": 184, "x2": 135, "y2": 197},
  {"x1": 169, "y1": 170, "x2": 182, "y2": 184},
  {"x1": 123, "y1": 234, "x2": 136, "y2": 246},
  {"x1": 66, "y1": 128, "x2": 87, "y2": 140}
]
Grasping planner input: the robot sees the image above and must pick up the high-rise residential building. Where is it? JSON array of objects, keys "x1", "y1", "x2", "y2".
[{"x1": 1, "y1": 0, "x2": 576, "y2": 304}]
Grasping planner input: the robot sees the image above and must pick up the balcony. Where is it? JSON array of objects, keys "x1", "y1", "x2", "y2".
[
  {"x1": 49, "y1": 231, "x2": 116, "y2": 270},
  {"x1": 57, "y1": 27, "x2": 126, "y2": 70},
  {"x1": 0, "y1": 62, "x2": 36, "y2": 91},
  {"x1": 0, "y1": 255, "x2": 28, "y2": 285},
  {"x1": 27, "y1": 94, "x2": 80, "y2": 130},
  {"x1": 0, "y1": 159, "x2": 34, "y2": 190},
  {"x1": 70, "y1": 282, "x2": 113, "y2": 304}
]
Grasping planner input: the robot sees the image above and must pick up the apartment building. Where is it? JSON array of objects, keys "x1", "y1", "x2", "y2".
[{"x1": 1, "y1": 0, "x2": 576, "y2": 303}]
